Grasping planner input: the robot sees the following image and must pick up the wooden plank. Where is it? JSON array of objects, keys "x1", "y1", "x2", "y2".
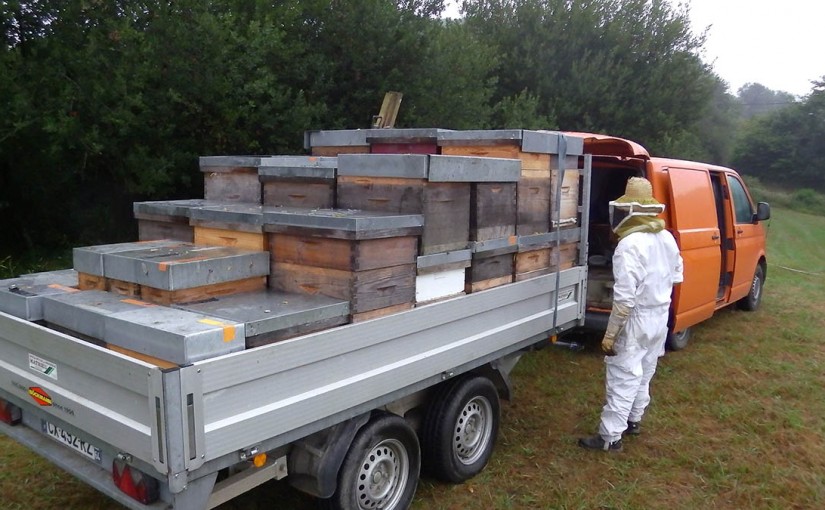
[
  {"x1": 270, "y1": 263, "x2": 415, "y2": 313},
  {"x1": 465, "y1": 275, "x2": 513, "y2": 293},
  {"x1": 194, "y1": 226, "x2": 266, "y2": 251},
  {"x1": 551, "y1": 169, "x2": 580, "y2": 226},
  {"x1": 244, "y1": 316, "x2": 350, "y2": 348},
  {"x1": 370, "y1": 143, "x2": 437, "y2": 154},
  {"x1": 441, "y1": 145, "x2": 521, "y2": 159},
  {"x1": 517, "y1": 169, "x2": 551, "y2": 236},
  {"x1": 352, "y1": 303, "x2": 413, "y2": 323},
  {"x1": 515, "y1": 248, "x2": 551, "y2": 274},
  {"x1": 270, "y1": 234, "x2": 417, "y2": 272},
  {"x1": 550, "y1": 243, "x2": 578, "y2": 270},
  {"x1": 467, "y1": 253, "x2": 514, "y2": 283},
  {"x1": 470, "y1": 183, "x2": 517, "y2": 241},
  {"x1": 204, "y1": 168, "x2": 261, "y2": 203},
  {"x1": 421, "y1": 183, "x2": 470, "y2": 254},
  {"x1": 138, "y1": 220, "x2": 194, "y2": 242},
  {"x1": 262, "y1": 181, "x2": 335, "y2": 209},
  {"x1": 139, "y1": 276, "x2": 266, "y2": 306},
  {"x1": 337, "y1": 176, "x2": 425, "y2": 214},
  {"x1": 106, "y1": 343, "x2": 178, "y2": 369},
  {"x1": 77, "y1": 272, "x2": 106, "y2": 291},
  {"x1": 311, "y1": 146, "x2": 369, "y2": 157},
  {"x1": 107, "y1": 279, "x2": 141, "y2": 298}
]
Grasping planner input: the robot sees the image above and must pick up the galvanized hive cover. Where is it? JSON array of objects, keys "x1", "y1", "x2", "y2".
[
  {"x1": 104, "y1": 306, "x2": 244, "y2": 364},
  {"x1": 262, "y1": 208, "x2": 424, "y2": 240},
  {"x1": 0, "y1": 269, "x2": 79, "y2": 321},
  {"x1": 174, "y1": 289, "x2": 350, "y2": 339},
  {"x1": 337, "y1": 154, "x2": 429, "y2": 179},
  {"x1": 189, "y1": 203, "x2": 266, "y2": 230},
  {"x1": 42, "y1": 290, "x2": 156, "y2": 341},
  {"x1": 133, "y1": 199, "x2": 220, "y2": 220},
  {"x1": 258, "y1": 156, "x2": 338, "y2": 181},
  {"x1": 102, "y1": 245, "x2": 270, "y2": 290},
  {"x1": 73, "y1": 240, "x2": 186, "y2": 276},
  {"x1": 199, "y1": 156, "x2": 264, "y2": 171},
  {"x1": 427, "y1": 155, "x2": 521, "y2": 182}
]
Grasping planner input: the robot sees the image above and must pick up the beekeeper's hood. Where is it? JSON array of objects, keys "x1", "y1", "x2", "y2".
[{"x1": 609, "y1": 177, "x2": 666, "y2": 239}]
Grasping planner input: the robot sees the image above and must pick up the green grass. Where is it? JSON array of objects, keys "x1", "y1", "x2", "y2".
[{"x1": 1, "y1": 208, "x2": 824, "y2": 509}]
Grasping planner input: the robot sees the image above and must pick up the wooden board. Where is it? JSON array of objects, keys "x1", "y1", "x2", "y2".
[
  {"x1": 107, "y1": 279, "x2": 141, "y2": 298},
  {"x1": 515, "y1": 248, "x2": 551, "y2": 274},
  {"x1": 421, "y1": 183, "x2": 470, "y2": 254},
  {"x1": 138, "y1": 220, "x2": 194, "y2": 242},
  {"x1": 204, "y1": 168, "x2": 261, "y2": 203},
  {"x1": 270, "y1": 262, "x2": 415, "y2": 314},
  {"x1": 270, "y1": 234, "x2": 418, "y2": 272},
  {"x1": 371, "y1": 143, "x2": 438, "y2": 154},
  {"x1": 517, "y1": 170, "x2": 551, "y2": 236},
  {"x1": 550, "y1": 243, "x2": 579, "y2": 270},
  {"x1": 77, "y1": 272, "x2": 106, "y2": 291},
  {"x1": 140, "y1": 276, "x2": 266, "y2": 306},
  {"x1": 262, "y1": 181, "x2": 335, "y2": 209},
  {"x1": 311, "y1": 146, "x2": 369, "y2": 157},
  {"x1": 551, "y1": 169, "x2": 580, "y2": 226},
  {"x1": 440, "y1": 145, "x2": 521, "y2": 159},
  {"x1": 194, "y1": 226, "x2": 266, "y2": 251},
  {"x1": 466, "y1": 253, "x2": 514, "y2": 283},
  {"x1": 245, "y1": 316, "x2": 350, "y2": 348},
  {"x1": 470, "y1": 183, "x2": 517, "y2": 241},
  {"x1": 337, "y1": 176, "x2": 426, "y2": 214},
  {"x1": 106, "y1": 343, "x2": 178, "y2": 369},
  {"x1": 465, "y1": 275, "x2": 513, "y2": 293},
  {"x1": 352, "y1": 303, "x2": 413, "y2": 323}
]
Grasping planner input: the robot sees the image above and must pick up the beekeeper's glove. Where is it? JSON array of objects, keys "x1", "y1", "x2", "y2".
[{"x1": 602, "y1": 302, "x2": 632, "y2": 356}]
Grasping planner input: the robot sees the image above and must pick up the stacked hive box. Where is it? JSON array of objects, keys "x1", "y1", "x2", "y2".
[
  {"x1": 199, "y1": 156, "x2": 263, "y2": 203},
  {"x1": 0, "y1": 269, "x2": 79, "y2": 321},
  {"x1": 191, "y1": 203, "x2": 268, "y2": 251},
  {"x1": 258, "y1": 156, "x2": 338, "y2": 208},
  {"x1": 264, "y1": 208, "x2": 423, "y2": 322}
]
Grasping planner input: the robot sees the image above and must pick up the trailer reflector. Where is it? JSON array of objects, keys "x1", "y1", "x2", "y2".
[
  {"x1": 0, "y1": 398, "x2": 22, "y2": 425},
  {"x1": 112, "y1": 459, "x2": 159, "y2": 505}
]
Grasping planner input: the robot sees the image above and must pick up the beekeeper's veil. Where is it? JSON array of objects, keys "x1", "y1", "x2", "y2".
[{"x1": 609, "y1": 177, "x2": 666, "y2": 239}]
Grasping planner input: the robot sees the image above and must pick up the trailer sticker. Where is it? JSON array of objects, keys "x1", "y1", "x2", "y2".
[
  {"x1": 28, "y1": 386, "x2": 53, "y2": 407},
  {"x1": 28, "y1": 353, "x2": 58, "y2": 380}
]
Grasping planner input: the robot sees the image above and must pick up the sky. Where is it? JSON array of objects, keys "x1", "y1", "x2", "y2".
[{"x1": 443, "y1": 1, "x2": 824, "y2": 97}]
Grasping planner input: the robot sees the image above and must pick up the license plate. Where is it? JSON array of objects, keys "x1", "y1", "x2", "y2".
[{"x1": 41, "y1": 420, "x2": 102, "y2": 462}]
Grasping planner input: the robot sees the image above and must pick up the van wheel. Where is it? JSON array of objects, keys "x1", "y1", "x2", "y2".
[
  {"x1": 320, "y1": 413, "x2": 419, "y2": 510},
  {"x1": 737, "y1": 265, "x2": 764, "y2": 311},
  {"x1": 421, "y1": 375, "x2": 500, "y2": 483},
  {"x1": 666, "y1": 327, "x2": 691, "y2": 351}
]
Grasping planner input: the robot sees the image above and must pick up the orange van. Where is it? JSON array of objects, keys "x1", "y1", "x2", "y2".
[{"x1": 576, "y1": 133, "x2": 771, "y2": 350}]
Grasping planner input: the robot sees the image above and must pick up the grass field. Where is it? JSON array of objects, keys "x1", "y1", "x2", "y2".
[{"x1": 1, "y1": 207, "x2": 824, "y2": 509}]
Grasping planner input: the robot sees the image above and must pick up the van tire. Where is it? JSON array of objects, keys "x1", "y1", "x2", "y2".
[
  {"x1": 737, "y1": 265, "x2": 764, "y2": 311},
  {"x1": 665, "y1": 327, "x2": 691, "y2": 351},
  {"x1": 421, "y1": 375, "x2": 500, "y2": 483}
]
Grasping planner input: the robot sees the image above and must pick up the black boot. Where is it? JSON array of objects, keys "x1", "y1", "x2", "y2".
[
  {"x1": 578, "y1": 435, "x2": 622, "y2": 452},
  {"x1": 624, "y1": 421, "x2": 641, "y2": 436}
]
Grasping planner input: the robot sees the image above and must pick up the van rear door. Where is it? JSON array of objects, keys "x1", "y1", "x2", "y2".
[{"x1": 664, "y1": 165, "x2": 722, "y2": 332}]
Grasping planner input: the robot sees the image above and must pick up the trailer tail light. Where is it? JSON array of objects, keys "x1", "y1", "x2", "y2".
[
  {"x1": 0, "y1": 398, "x2": 22, "y2": 425},
  {"x1": 112, "y1": 459, "x2": 159, "y2": 505}
]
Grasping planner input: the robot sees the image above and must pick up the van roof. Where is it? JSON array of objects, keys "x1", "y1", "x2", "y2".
[
  {"x1": 564, "y1": 132, "x2": 650, "y2": 159},
  {"x1": 650, "y1": 156, "x2": 735, "y2": 174}
]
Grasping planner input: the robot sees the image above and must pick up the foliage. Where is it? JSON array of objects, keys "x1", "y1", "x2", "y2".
[
  {"x1": 738, "y1": 82, "x2": 798, "y2": 119},
  {"x1": 732, "y1": 77, "x2": 825, "y2": 193}
]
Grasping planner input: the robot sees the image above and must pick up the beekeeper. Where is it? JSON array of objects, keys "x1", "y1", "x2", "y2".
[{"x1": 579, "y1": 176, "x2": 684, "y2": 452}]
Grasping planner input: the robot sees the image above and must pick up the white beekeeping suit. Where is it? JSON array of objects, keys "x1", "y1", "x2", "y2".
[{"x1": 579, "y1": 177, "x2": 683, "y2": 452}]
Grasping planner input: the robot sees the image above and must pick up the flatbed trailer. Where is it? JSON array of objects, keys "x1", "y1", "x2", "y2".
[{"x1": 0, "y1": 143, "x2": 592, "y2": 509}]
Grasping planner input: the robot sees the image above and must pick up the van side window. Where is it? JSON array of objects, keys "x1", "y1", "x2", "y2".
[{"x1": 727, "y1": 176, "x2": 753, "y2": 223}]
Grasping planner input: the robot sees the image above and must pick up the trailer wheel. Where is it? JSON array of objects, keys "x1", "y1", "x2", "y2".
[
  {"x1": 320, "y1": 413, "x2": 419, "y2": 510},
  {"x1": 421, "y1": 375, "x2": 500, "y2": 483},
  {"x1": 737, "y1": 265, "x2": 764, "y2": 311},
  {"x1": 665, "y1": 327, "x2": 691, "y2": 351}
]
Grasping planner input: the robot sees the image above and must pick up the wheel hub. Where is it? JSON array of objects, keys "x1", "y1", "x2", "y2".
[
  {"x1": 453, "y1": 396, "x2": 493, "y2": 465},
  {"x1": 356, "y1": 439, "x2": 408, "y2": 509}
]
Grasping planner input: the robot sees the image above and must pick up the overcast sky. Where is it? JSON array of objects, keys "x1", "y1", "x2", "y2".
[{"x1": 443, "y1": 1, "x2": 823, "y2": 97}]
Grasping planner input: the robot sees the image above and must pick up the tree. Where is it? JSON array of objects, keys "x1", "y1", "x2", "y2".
[{"x1": 737, "y1": 82, "x2": 797, "y2": 119}]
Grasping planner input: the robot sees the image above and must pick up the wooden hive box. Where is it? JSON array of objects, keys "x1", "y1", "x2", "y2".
[
  {"x1": 258, "y1": 155, "x2": 338, "y2": 209},
  {"x1": 264, "y1": 208, "x2": 423, "y2": 319},
  {"x1": 133, "y1": 199, "x2": 216, "y2": 242},
  {"x1": 200, "y1": 156, "x2": 263, "y2": 203},
  {"x1": 415, "y1": 250, "x2": 471, "y2": 305},
  {"x1": 189, "y1": 203, "x2": 267, "y2": 252},
  {"x1": 337, "y1": 153, "x2": 471, "y2": 255},
  {"x1": 551, "y1": 154, "x2": 583, "y2": 229}
]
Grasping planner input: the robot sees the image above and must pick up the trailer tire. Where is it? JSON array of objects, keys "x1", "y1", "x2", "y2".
[
  {"x1": 737, "y1": 265, "x2": 764, "y2": 311},
  {"x1": 320, "y1": 413, "x2": 419, "y2": 510},
  {"x1": 421, "y1": 375, "x2": 500, "y2": 483},
  {"x1": 665, "y1": 327, "x2": 691, "y2": 351}
]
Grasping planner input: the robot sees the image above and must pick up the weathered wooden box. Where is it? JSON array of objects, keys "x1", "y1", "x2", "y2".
[
  {"x1": 465, "y1": 251, "x2": 515, "y2": 293},
  {"x1": 200, "y1": 156, "x2": 263, "y2": 203},
  {"x1": 258, "y1": 156, "x2": 338, "y2": 209},
  {"x1": 133, "y1": 200, "x2": 216, "y2": 242},
  {"x1": 189, "y1": 203, "x2": 267, "y2": 251},
  {"x1": 264, "y1": 208, "x2": 422, "y2": 316},
  {"x1": 514, "y1": 242, "x2": 579, "y2": 282}
]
